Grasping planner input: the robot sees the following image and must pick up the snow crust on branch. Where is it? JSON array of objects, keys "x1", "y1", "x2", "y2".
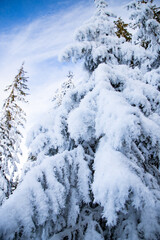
[{"x1": 0, "y1": 0, "x2": 160, "y2": 239}]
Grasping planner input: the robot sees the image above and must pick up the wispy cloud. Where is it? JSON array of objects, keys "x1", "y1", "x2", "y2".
[
  {"x1": 0, "y1": 1, "x2": 94, "y2": 112},
  {"x1": 0, "y1": 0, "x2": 137, "y2": 131}
]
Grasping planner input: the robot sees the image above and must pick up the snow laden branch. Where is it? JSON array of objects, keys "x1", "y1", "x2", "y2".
[
  {"x1": 0, "y1": 147, "x2": 92, "y2": 239},
  {"x1": 0, "y1": 0, "x2": 160, "y2": 239}
]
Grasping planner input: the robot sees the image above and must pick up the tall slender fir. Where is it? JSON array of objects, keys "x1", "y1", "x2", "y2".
[{"x1": 0, "y1": 63, "x2": 29, "y2": 201}]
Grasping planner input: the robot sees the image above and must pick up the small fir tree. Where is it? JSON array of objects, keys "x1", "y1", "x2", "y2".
[{"x1": 53, "y1": 71, "x2": 74, "y2": 107}]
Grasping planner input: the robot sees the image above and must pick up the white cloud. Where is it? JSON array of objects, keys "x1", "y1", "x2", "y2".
[{"x1": 0, "y1": 1, "x2": 94, "y2": 111}]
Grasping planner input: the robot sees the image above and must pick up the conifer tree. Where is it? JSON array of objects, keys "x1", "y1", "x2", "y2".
[
  {"x1": 62, "y1": 0, "x2": 118, "y2": 72},
  {"x1": 0, "y1": 1, "x2": 160, "y2": 240},
  {"x1": 127, "y1": 0, "x2": 160, "y2": 84},
  {"x1": 128, "y1": 0, "x2": 160, "y2": 53},
  {"x1": 0, "y1": 63, "x2": 29, "y2": 198},
  {"x1": 114, "y1": 17, "x2": 132, "y2": 42},
  {"x1": 23, "y1": 72, "x2": 75, "y2": 174},
  {"x1": 53, "y1": 71, "x2": 74, "y2": 107}
]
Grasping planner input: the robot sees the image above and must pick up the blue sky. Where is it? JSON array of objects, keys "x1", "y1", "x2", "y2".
[
  {"x1": 0, "y1": 0, "x2": 159, "y2": 130},
  {"x1": 0, "y1": 0, "x2": 94, "y2": 121},
  {"x1": 0, "y1": 0, "x2": 92, "y2": 31},
  {"x1": 0, "y1": 0, "x2": 133, "y2": 31}
]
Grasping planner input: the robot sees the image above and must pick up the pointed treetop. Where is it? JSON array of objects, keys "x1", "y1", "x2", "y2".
[
  {"x1": 94, "y1": 0, "x2": 115, "y2": 18},
  {"x1": 94, "y1": 0, "x2": 108, "y2": 8}
]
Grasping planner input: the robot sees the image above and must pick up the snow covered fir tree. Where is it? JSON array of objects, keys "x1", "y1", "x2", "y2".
[
  {"x1": 0, "y1": 63, "x2": 29, "y2": 205},
  {"x1": 0, "y1": 0, "x2": 160, "y2": 239}
]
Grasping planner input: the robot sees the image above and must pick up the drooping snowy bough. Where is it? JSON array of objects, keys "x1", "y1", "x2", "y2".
[{"x1": 0, "y1": 0, "x2": 160, "y2": 239}]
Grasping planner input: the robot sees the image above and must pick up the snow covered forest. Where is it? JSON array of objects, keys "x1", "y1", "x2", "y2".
[{"x1": 0, "y1": 0, "x2": 160, "y2": 239}]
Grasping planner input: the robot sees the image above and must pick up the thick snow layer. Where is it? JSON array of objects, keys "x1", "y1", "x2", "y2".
[
  {"x1": 1, "y1": 0, "x2": 160, "y2": 239},
  {"x1": 0, "y1": 146, "x2": 91, "y2": 239},
  {"x1": 93, "y1": 139, "x2": 160, "y2": 228}
]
